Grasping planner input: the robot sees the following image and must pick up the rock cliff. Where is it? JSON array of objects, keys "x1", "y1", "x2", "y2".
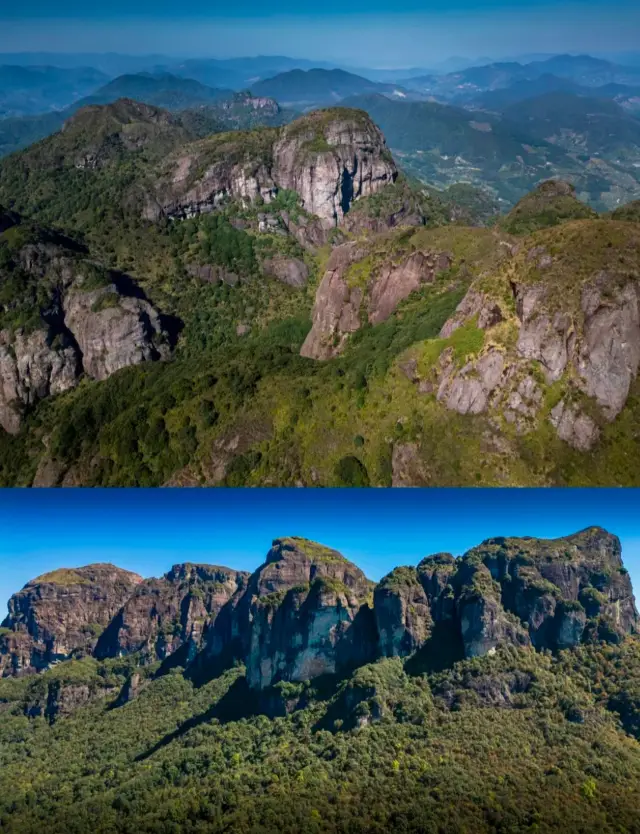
[
  {"x1": 301, "y1": 238, "x2": 451, "y2": 360},
  {"x1": 398, "y1": 209, "x2": 640, "y2": 452},
  {"x1": 0, "y1": 213, "x2": 175, "y2": 432},
  {"x1": 144, "y1": 108, "x2": 396, "y2": 228},
  {"x1": 2, "y1": 528, "x2": 636, "y2": 688},
  {"x1": 0, "y1": 565, "x2": 142, "y2": 676},
  {"x1": 95, "y1": 563, "x2": 249, "y2": 663},
  {"x1": 376, "y1": 527, "x2": 637, "y2": 661},
  {"x1": 242, "y1": 538, "x2": 375, "y2": 689}
]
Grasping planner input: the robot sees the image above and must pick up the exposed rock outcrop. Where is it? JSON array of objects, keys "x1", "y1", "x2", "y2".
[
  {"x1": 0, "y1": 328, "x2": 79, "y2": 434},
  {"x1": 300, "y1": 243, "x2": 366, "y2": 360},
  {"x1": 272, "y1": 110, "x2": 397, "y2": 228},
  {"x1": 301, "y1": 240, "x2": 451, "y2": 360},
  {"x1": 436, "y1": 348, "x2": 505, "y2": 416},
  {"x1": 63, "y1": 284, "x2": 171, "y2": 381},
  {"x1": 429, "y1": 220, "x2": 640, "y2": 451},
  {"x1": 515, "y1": 284, "x2": 572, "y2": 383},
  {"x1": 95, "y1": 563, "x2": 249, "y2": 662},
  {"x1": 0, "y1": 565, "x2": 143, "y2": 677},
  {"x1": 2, "y1": 528, "x2": 636, "y2": 696},
  {"x1": 145, "y1": 108, "x2": 396, "y2": 227},
  {"x1": 576, "y1": 280, "x2": 640, "y2": 420},
  {"x1": 369, "y1": 251, "x2": 451, "y2": 325},
  {"x1": 0, "y1": 214, "x2": 176, "y2": 432},
  {"x1": 261, "y1": 255, "x2": 309, "y2": 288},
  {"x1": 368, "y1": 528, "x2": 637, "y2": 666},
  {"x1": 243, "y1": 538, "x2": 375, "y2": 689},
  {"x1": 374, "y1": 568, "x2": 432, "y2": 657}
]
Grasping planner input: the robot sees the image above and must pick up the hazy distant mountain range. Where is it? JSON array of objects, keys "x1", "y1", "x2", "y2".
[{"x1": 1, "y1": 51, "x2": 640, "y2": 207}]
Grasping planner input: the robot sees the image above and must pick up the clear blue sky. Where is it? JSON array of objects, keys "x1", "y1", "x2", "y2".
[
  {"x1": 0, "y1": 1, "x2": 638, "y2": 66},
  {"x1": 1, "y1": 489, "x2": 639, "y2": 613}
]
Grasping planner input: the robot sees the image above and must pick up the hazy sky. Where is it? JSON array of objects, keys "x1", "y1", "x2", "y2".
[
  {"x1": 1, "y1": 0, "x2": 639, "y2": 66},
  {"x1": 1, "y1": 489, "x2": 640, "y2": 612}
]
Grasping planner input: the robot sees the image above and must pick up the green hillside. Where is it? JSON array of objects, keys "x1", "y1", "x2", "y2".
[
  {"x1": 0, "y1": 640, "x2": 639, "y2": 832},
  {"x1": 1, "y1": 103, "x2": 640, "y2": 487}
]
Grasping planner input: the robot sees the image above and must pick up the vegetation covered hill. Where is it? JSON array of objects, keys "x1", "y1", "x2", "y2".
[
  {"x1": 250, "y1": 68, "x2": 411, "y2": 109},
  {"x1": 75, "y1": 72, "x2": 233, "y2": 111},
  {"x1": 340, "y1": 93, "x2": 640, "y2": 210},
  {"x1": 1, "y1": 101, "x2": 640, "y2": 486},
  {"x1": 0, "y1": 64, "x2": 108, "y2": 117},
  {"x1": 502, "y1": 91, "x2": 640, "y2": 156},
  {"x1": 0, "y1": 75, "x2": 292, "y2": 160},
  {"x1": 0, "y1": 528, "x2": 639, "y2": 833}
]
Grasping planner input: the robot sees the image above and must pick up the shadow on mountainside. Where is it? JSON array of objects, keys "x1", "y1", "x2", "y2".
[{"x1": 134, "y1": 676, "x2": 261, "y2": 761}]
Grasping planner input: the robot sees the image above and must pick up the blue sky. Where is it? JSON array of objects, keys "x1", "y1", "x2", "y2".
[
  {"x1": 1, "y1": 489, "x2": 639, "y2": 613},
  {"x1": 1, "y1": 1, "x2": 639, "y2": 66}
]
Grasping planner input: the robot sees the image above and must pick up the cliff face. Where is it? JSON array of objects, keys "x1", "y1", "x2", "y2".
[
  {"x1": 95, "y1": 563, "x2": 249, "y2": 663},
  {"x1": 0, "y1": 565, "x2": 143, "y2": 676},
  {"x1": 300, "y1": 240, "x2": 451, "y2": 360},
  {"x1": 0, "y1": 215, "x2": 175, "y2": 433},
  {"x1": 241, "y1": 538, "x2": 375, "y2": 689},
  {"x1": 376, "y1": 527, "x2": 637, "y2": 661},
  {"x1": 144, "y1": 108, "x2": 396, "y2": 228},
  {"x1": 2, "y1": 528, "x2": 637, "y2": 688},
  {"x1": 397, "y1": 206, "x2": 640, "y2": 453},
  {"x1": 272, "y1": 111, "x2": 397, "y2": 228}
]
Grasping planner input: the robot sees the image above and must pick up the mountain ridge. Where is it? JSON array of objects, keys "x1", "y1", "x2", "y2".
[{"x1": 2, "y1": 526, "x2": 636, "y2": 685}]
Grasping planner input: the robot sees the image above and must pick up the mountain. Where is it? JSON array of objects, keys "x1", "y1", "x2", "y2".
[
  {"x1": 0, "y1": 528, "x2": 639, "y2": 831},
  {"x1": 0, "y1": 64, "x2": 109, "y2": 117},
  {"x1": 250, "y1": 69, "x2": 414, "y2": 109},
  {"x1": 2, "y1": 527, "x2": 637, "y2": 683},
  {"x1": 402, "y1": 55, "x2": 640, "y2": 103},
  {"x1": 0, "y1": 110, "x2": 67, "y2": 158},
  {"x1": 339, "y1": 93, "x2": 640, "y2": 210},
  {"x1": 2, "y1": 102, "x2": 640, "y2": 486},
  {"x1": 526, "y1": 54, "x2": 640, "y2": 87},
  {"x1": 400, "y1": 62, "x2": 533, "y2": 99},
  {"x1": 471, "y1": 74, "x2": 587, "y2": 109},
  {"x1": 338, "y1": 93, "x2": 583, "y2": 205},
  {"x1": 0, "y1": 52, "x2": 176, "y2": 75},
  {"x1": 0, "y1": 82, "x2": 292, "y2": 161},
  {"x1": 74, "y1": 73, "x2": 233, "y2": 111},
  {"x1": 165, "y1": 55, "x2": 339, "y2": 90},
  {"x1": 501, "y1": 91, "x2": 640, "y2": 157}
]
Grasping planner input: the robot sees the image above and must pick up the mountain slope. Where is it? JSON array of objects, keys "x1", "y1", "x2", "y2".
[
  {"x1": 340, "y1": 93, "x2": 580, "y2": 205},
  {"x1": 73, "y1": 72, "x2": 233, "y2": 111},
  {"x1": 0, "y1": 64, "x2": 108, "y2": 117},
  {"x1": 251, "y1": 68, "x2": 412, "y2": 108},
  {"x1": 2, "y1": 103, "x2": 640, "y2": 486},
  {"x1": 0, "y1": 528, "x2": 639, "y2": 832},
  {"x1": 502, "y1": 91, "x2": 640, "y2": 155},
  {"x1": 402, "y1": 55, "x2": 640, "y2": 102},
  {"x1": 341, "y1": 93, "x2": 640, "y2": 209}
]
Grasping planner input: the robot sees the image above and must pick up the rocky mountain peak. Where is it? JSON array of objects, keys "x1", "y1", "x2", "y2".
[
  {"x1": 144, "y1": 107, "x2": 396, "y2": 227},
  {"x1": 256, "y1": 536, "x2": 369, "y2": 596},
  {"x1": 0, "y1": 564, "x2": 142, "y2": 676},
  {"x1": 2, "y1": 529, "x2": 637, "y2": 693}
]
